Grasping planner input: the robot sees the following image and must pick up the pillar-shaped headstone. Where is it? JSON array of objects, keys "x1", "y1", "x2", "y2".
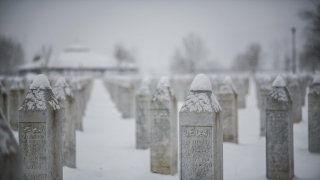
[
  {"x1": 287, "y1": 75, "x2": 302, "y2": 123},
  {"x1": 218, "y1": 76, "x2": 238, "y2": 143},
  {"x1": 180, "y1": 74, "x2": 223, "y2": 180},
  {"x1": 121, "y1": 81, "x2": 135, "y2": 119},
  {"x1": 150, "y1": 77, "x2": 177, "y2": 175},
  {"x1": 266, "y1": 76, "x2": 294, "y2": 180},
  {"x1": 259, "y1": 77, "x2": 272, "y2": 136},
  {"x1": 70, "y1": 80, "x2": 83, "y2": 131},
  {"x1": 308, "y1": 74, "x2": 320, "y2": 153},
  {"x1": 233, "y1": 77, "x2": 246, "y2": 109},
  {"x1": 0, "y1": 109, "x2": 25, "y2": 180},
  {"x1": 19, "y1": 74, "x2": 63, "y2": 180},
  {"x1": 135, "y1": 77, "x2": 151, "y2": 149},
  {"x1": 53, "y1": 77, "x2": 76, "y2": 168},
  {"x1": 9, "y1": 77, "x2": 22, "y2": 131}
]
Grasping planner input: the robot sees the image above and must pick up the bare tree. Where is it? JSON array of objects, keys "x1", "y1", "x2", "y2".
[
  {"x1": 232, "y1": 43, "x2": 262, "y2": 74},
  {"x1": 170, "y1": 33, "x2": 207, "y2": 74},
  {"x1": 299, "y1": 3, "x2": 320, "y2": 72},
  {"x1": 114, "y1": 43, "x2": 135, "y2": 74},
  {"x1": 0, "y1": 35, "x2": 24, "y2": 75}
]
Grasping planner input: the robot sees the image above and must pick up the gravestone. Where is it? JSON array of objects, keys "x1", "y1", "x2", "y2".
[
  {"x1": 0, "y1": 107, "x2": 25, "y2": 180},
  {"x1": 287, "y1": 75, "x2": 302, "y2": 123},
  {"x1": 180, "y1": 74, "x2": 223, "y2": 180},
  {"x1": 70, "y1": 80, "x2": 83, "y2": 131},
  {"x1": 19, "y1": 74, "x2": 63, "y2": 180},
  {"x1": 308, "y1": 74, "x2": 320, "y2": 153},
  {"x1": 150, "y1": 77, "x2": 177, "y2": 175},
  {"x1": 266, "y1": 76, "x2": 294, "y2": 180},
  {"x1": 218, "y1": 76, "x2": 238, "y2": 143},
  {"x1": 259, "y1": 76, "x2": 272, "y2": 136},
  {"x1": 135, "y1": 77, "x2": 151, "y2": 149},
  {"x1": 53, "y1": 77, "x2": 76, "y2": 167},
  {"x1": 120, "y1": 81, "x2": 135, "y2": 118},
  {"x1": 9, "y1": 77, "x2": 22, "y2": 131},
  {"x1": 233, "y1": 77, "x2": 246, "y2": 109}
]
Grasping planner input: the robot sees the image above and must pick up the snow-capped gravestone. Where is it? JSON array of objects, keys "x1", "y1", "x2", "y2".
[
  {"x1": 259, "y1": 77, "x2": 272, "y2": 136},
  {"x1": 180, "y1": 74, "x2": 223, "y2": 180},
  {"x1": 70, "y1": 80, "x2": 83, "y2": 131},
  {"x1": 0, "y1": 109, "x2": 25, "y2": 180},
  {"x1": 288, "y1": 75, "x2": 302, "y2": 123},
  {"x1": 150, "y1": 77, "x2": 177, "y2": 175},
  {"x1": 308, "y1": 74, "x2": 320, "y2": 153},
  {"x1": 266, "y1": 76, "x2": 294, "y2": 180},
  {"x1": 218, "y1": 76, "x2": 238, "y2": 143},
  {"x1": 19, "y1": 74, "x2": 63, "y2": 180},
  {"x1": 53, "y1": 77, "x2": 76, "y2": 168},
  {"x1": 135, "y1": 77, "x2": 151, "y2": 149}
]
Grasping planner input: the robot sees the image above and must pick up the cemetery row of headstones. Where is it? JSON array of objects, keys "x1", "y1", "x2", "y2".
[
  {"x1": 0, "y1": 74, "x2": 93, "y2": 180},
  {"x1": 104, "y1": 72, "x2": 319, "y2": 180},
  {"x1": 103, "y1": 74, "x2": 250, "y2": 120}
]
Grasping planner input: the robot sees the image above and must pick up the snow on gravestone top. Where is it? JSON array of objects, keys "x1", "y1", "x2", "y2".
[
  {"x1": 272, "y1": 76, "x2": 286, "y2": 87},
  {"x1": 137, "y1": 77, "x2": 151, "y2": 95},
  {"x1": 53, "y1": 77, "x2": 74, "y2": 100},
  {"x1": 219, "y1": 76, "x2": 237, "y2": 94},
  {"x1": 29, "y1": 74, "x2": 51, "y2": 89},
  {"x1": 152, "y1": 77, "x2": 173, "y2": 102},
  {"x1": 181, "y1": 74, "x2": 221, "y2": 113},
  {"x1": 19, "y1": 74, "x2": 60, "y2": 111},
  {"x1": 269, "y1": 76, "x2": 290, "y2": 102},
  {"x1": 190, "y1": 74, "x2": 212, "y2": 91},
  {"x1": 157, "y1": 76, "x2": 170, "y2": 88}
]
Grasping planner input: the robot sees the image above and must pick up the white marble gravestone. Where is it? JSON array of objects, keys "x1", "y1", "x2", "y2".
[
  {"x1": 266, "y1": 76, "x2": 294, "y2": 180},
  {"x1": 150, "y1": 77, "x2": 178, "y2": 175},
  {"x1": 136, "y1": 77, "x2": 151, "y2": 149},
  {"x1": 259, "y1": 76, "x2": 272, "y2": 136},
  {"x1": 308, "y1": 74, "x2": 320, "y2": 153},
  {"x1": 53, "y1": 77, "x2": 76, "y2": 168},
  {"x1": 287, "y1": 75, "x2": 302, "y2": 123},
  {"x1": 180, "y1": 74, "x2": 223, "y2": 180},
  {"x1": 19, "y1": 74, "x2": 63, "y2": 180},
  {"x1": 70, "y1": 80, "x2": 83, "y2": 131},
  {"x1": 218, "y1": 76, "x2": 238, "y2": 143},
  {"x1": 0, "y1": 106, "x2": 25, "y2": 180}
]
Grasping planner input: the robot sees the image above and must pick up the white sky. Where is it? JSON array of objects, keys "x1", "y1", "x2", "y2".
[{"x1": 0, "y1": 1, "x2": 313, "y2": 75}]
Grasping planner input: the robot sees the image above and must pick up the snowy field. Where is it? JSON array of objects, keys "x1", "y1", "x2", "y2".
[{"x1": 15, "y1": 78, "x2": 320, "y2": 180}]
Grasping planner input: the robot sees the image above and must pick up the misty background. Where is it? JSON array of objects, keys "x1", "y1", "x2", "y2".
[{"x1": 0, "y1": 1, "x2": 314, "y2": 75}]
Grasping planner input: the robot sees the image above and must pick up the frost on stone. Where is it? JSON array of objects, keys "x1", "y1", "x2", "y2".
[
  {"x1": 29, "y1": 74, "x2": 51, "y2": 89},
  {"x1": 53, "y1": 77, "x2": 74, "y2": 100},
  {"x1": 152, "y1": 77, "x2": 173, "y2": 102},
  {"x1": 137, "y1": 77, "x2": 150, "y2": 95},
  {"x1": 0, "y1": 116, "x2": 18, "y2": 155},
  {"x1": 190, "y1": 74, "x2": 212, "y2": 91},
  {"x1": 219, "y1": 76, "x2": 237, "y2": 94},
  {"x1": 19, "y1": 89, "x2": 60, "y2": 111},
  {"x1": 269, "y1": 87, "x2": 290, "y2": 102},
  {"x1": 310, "y1": 74, "x2": 320, "y2": 95},
  {"x1": 272, "y1": 76, "x2": 286, "y2": 87},
  {"x1": 180, "y1": 91, "x2": 221, "y2": 113}
]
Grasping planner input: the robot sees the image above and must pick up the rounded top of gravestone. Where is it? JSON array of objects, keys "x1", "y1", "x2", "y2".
[
  {"x1": 30, "y1": 74, "x2": 51, "y2": 89},
  {"x1": 157, "y1": 76, "x2": 170, "y2": 88},
  {"x1": 272, "y1": 76, "x2": 286, "y2": 87},
  {"x1": 55, "y1": 77, "x2": 68, "y2": 87},
  {"x1": 313, "y1": 74, "x2": 320, "y2": 84},
  {"x1": 190, "y1": 74, "x2": 212, "y2": 91},
  {"x1": 137, "y1": 77, "x2": 151, "y2": 95}
]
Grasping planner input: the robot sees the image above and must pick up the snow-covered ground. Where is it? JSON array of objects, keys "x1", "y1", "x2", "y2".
[{"x1": 15, "y1": 78, "x2": 320, "y2": 179}]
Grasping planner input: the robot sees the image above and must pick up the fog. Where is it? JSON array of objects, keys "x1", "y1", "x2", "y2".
[{"x1": 0, "y1": 1, "x2": 311, "y2": 75}]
